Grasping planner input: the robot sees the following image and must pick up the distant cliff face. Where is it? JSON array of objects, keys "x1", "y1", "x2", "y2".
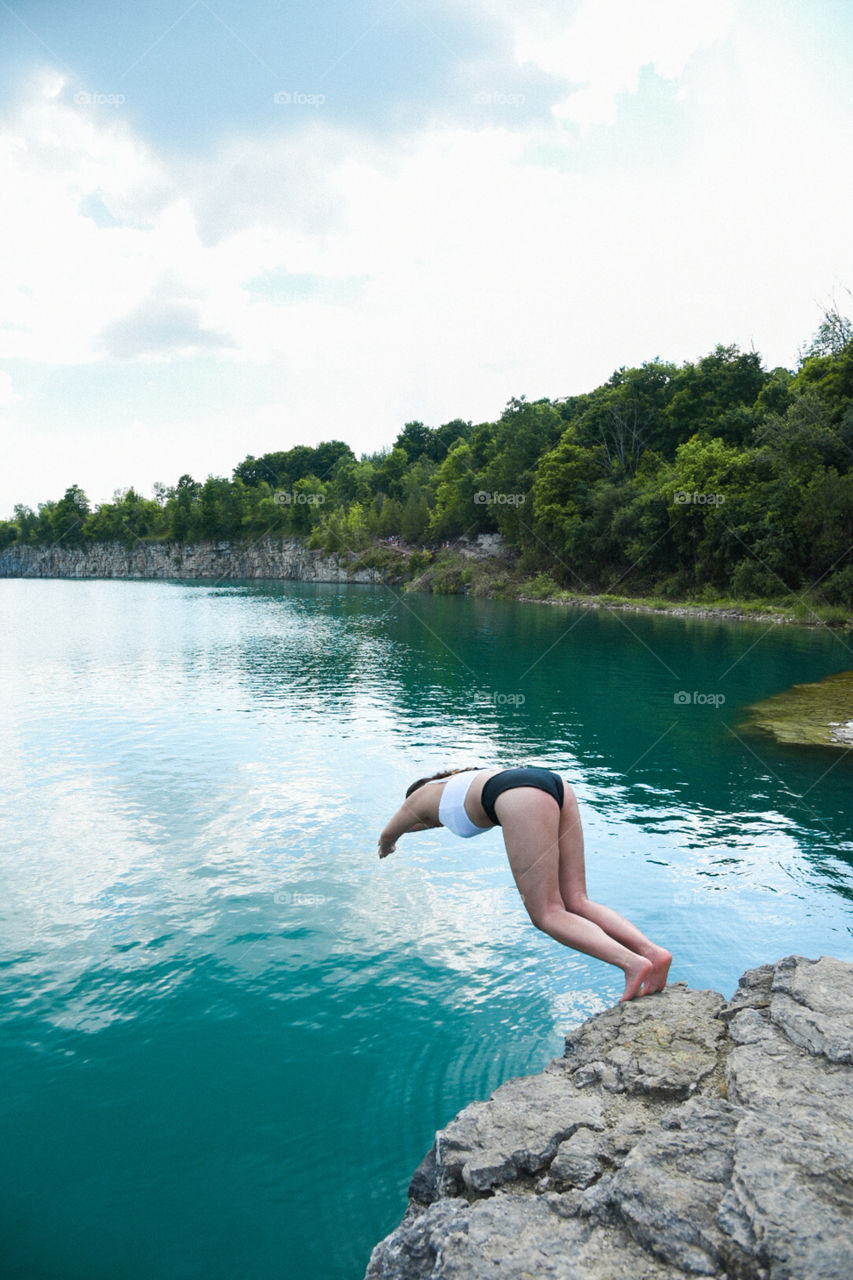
[
  {"x1": 365, "y1": 955, "x2": 853, "y2": 1280},
  {"x1": 0, "y1": 539, "x2": 383, "y2": 584}
]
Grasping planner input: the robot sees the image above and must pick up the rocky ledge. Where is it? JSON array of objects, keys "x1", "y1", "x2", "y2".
[
  {"x1": 0, "y1": 538, "x2": 382, "y2": 583},
  {"x1": 365, "y1": 955, "x2": 853, "y2": 1280}
]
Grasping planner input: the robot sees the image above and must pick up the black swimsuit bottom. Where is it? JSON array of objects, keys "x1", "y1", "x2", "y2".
[{"x1": 480, "y1": 767, "x2": 565, "y2": 825}]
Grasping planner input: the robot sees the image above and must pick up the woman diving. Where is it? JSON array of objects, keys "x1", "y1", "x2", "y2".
[{"x1": 378, "y1": 765, "x2": 671, "y2": 1003}]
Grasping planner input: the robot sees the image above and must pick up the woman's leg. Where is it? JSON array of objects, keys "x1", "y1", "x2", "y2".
[
  {"x1": 497, "y1": 790, "x2": 664, "y2": 1001},
  {"x1": 555, "y1": 785, "x2": 671, "y2": 995}
]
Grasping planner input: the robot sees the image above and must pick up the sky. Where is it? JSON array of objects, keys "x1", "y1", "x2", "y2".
[{"x1": 1, "y1": 0, "x2": 852, "y2": 517}]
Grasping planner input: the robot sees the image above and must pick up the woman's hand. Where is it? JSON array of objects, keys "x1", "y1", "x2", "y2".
[{"x1": 378, "y1": 836, "x2": 396, "y2": 858}]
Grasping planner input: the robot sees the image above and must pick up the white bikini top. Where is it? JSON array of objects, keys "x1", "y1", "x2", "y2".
[{"x1": 432, "y1": 770, "x2": 492, "y2": 838}]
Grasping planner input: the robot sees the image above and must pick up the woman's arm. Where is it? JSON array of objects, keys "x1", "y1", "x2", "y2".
[{"x1": 378, "y1": 790, "x2": 439, "y2": 857}]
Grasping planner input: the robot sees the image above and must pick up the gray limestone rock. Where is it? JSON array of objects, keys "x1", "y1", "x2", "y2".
[
  {"x1": 547, "y1": 1127, "x2": 608, "y2": 1190},
  {"x1": 366, "y1": 956, "x2": 853, "y2": 1280},
  {"x1": 425, "y1": 1069, "x2": 605, "y2": 1197},
  {"x1": 0, "y1": 537, "x2": 384, "y2": 583},
  {"x1": 594, "y1": 1097, "x2": 741, "y2": 1275},
  {"x1": 563, "y1": 982, "x2": 726, "y2": 1098},
  {"x1": 718, "y1": 961, "x2": 775, "y2": 1021},
  {"x1": 366, "y1": 1193, "x2": 695, "y2": 1280},
  {"x1": 768, "y1": 953, "x2": 853, "y2": 1063}
]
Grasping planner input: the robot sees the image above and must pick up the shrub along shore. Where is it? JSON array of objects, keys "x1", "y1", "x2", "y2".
[{"x1": 385, "y1": 538, "x2": 850, "y2": 627}]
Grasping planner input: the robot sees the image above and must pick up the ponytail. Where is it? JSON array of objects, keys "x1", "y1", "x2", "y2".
[{"x1": 405, "y1": 766, "x2": 478, "y2": 798}]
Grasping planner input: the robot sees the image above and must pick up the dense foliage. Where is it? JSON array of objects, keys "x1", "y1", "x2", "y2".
[{"x1": 4, "y1": 314, "x2": 853, "y2": 605}]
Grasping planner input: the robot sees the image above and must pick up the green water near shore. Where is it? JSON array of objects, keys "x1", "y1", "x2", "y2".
[{"x1": 1, "y1": 579, "x2": 852, "y2": 1279}]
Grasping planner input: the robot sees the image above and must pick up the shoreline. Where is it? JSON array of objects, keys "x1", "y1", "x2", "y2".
[
  {"x1": 514, "y1": 592, "x2": 798, "y2": 627},
  {"x1": 0, "y1": 535, "x2": 849, "y2": 631}
]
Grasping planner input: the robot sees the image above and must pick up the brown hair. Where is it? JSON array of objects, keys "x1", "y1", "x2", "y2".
[{"x1": 405, "y1": 766, "x2": 479, "y2": 798}]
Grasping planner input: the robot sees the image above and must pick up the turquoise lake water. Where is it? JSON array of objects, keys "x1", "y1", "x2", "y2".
[{"x1": 1, "y1": 578, "x2": 852, "y2": 1279}]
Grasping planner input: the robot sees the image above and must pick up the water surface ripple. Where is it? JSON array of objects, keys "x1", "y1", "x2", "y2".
[{"x1": 1, "y1": 580, "x2": 851, "y2": 1279}]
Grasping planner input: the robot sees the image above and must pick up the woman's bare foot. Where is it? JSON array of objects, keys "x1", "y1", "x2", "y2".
[
  {"x1": 641, "y1": 945, "x2": 672, "y2": 995},
  {"x1": 620, "y1": 955, "x2": 653, "y2": 1001}
]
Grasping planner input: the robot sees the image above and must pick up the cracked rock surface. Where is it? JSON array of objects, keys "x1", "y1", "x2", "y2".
[{"x1": 364, "y1": 956, "x2": 853, "y2": 1280}]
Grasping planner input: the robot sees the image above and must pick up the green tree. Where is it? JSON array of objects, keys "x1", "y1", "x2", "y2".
[
  {"x1": 429, "y1": 440, "x2": 492, "y2": 540},
  {"x1": 401, "y1": 491, "x2": 430, "y2": 543},
  {"x1": 792, "y1": 340, "x2": 853, "y2": 425},
  {"x1": 753, "y1": 367, "x2": 796, "y2": 420},
  {"x1": 393, "y1": 418, "x2": 471, "y2": 464},
  {"x1": 481, "y1": 398, "x2": 564, "y2": 545},
  {"x1": 12, "y1": 504, "x2": 38, "y2": 543},
  {"x1": 372, "y1": 446, "x2": 409, "y2": 502},
  {"x1": 285, "y1": 475, "x2": 326, "y2": 536},
  {"x1": 800, "y1": 305, "x2": 853, "y2": 359},
  {"x1": 309, "y1": 440, "x2": 356, "y2": 481},
  {"x1": 433, "y1": 418, "x2": 471, "y2": 459},
  {"x1": 531, "y1": 426, "x2": 605, "y2": 574},
  {"x1": 198, "y1": 477, "x2": 228, "y2": 539},
  {"x1": 169, "y1": 475, "x2": 201, "y2": 542},
  {"x1": 393, "y1": 421, "x2": 432, "y2": 460},
  {"x1": 663, "y1": 436, "x2": 778, "y2": 589},
  {"x1": 664, "y1": 345, "x2": 767, "y2": 448},
  {"x1": 795, "y1": 469, "x2": 853, "y2": 588},
  {"x1": 573, "y1": 360, "x2": 678, "y2": 466},
  {"x1": 51, "y1": 484, "x2": 91, "y2": 545},
  {"x1": 754, "y1": 391, "x2": 851, "y2": 477},
  {"x1": 328, "y1": 456, "x2": 375, "y2": 506}
]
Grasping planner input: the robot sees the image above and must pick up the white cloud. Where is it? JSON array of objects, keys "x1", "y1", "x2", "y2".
[
  {"x1": 1, "y1": 7, "x2": 852, "y2": 516},
  {"x1": 0, "y1": 370, "x2": 20, "y2": 407},
  {"x1": 459, "y1": 0, "x2": 736, "y2": 127},
  {"x1": 0, "y1": 72, "x2": 176, "y2": 363},
  {"x1": 188, "y1": 122, "x2": 361, "y2": 247},
  {"x1": 2, "y1": 46, "x2": 847, "y2": 382},
  {"x1": 97, "y1": 271, "x2": 238, "y2": 358},
  {"x1": 531, "y1": 0, "x2": 736, "y2": 126}
]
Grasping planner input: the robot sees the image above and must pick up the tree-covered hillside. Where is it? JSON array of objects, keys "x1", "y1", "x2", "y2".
[{"x1": 4, "y1": 314, "x2": 853, "y2": 606}]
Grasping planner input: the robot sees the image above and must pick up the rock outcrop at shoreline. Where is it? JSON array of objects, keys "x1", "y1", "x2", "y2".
[
  {"x1": 740, "y1": 670, "x2": 853, "y2": 748},
  {"x1": 365, "y1": 955, "x2": 853, "y2": 1280},
  {"x1": 0, "y1": 538, "x2": 383, "y2": 583}
]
